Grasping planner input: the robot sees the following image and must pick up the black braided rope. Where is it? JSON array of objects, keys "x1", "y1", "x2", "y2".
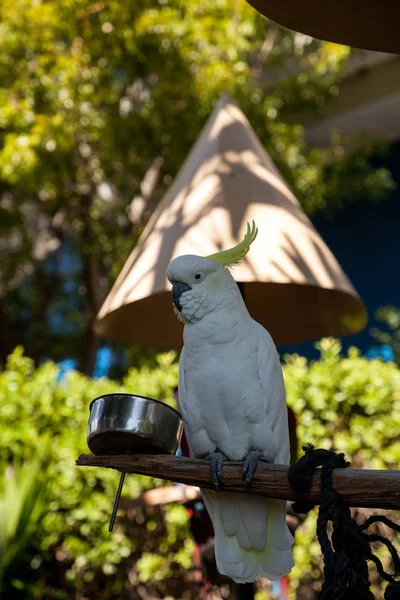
[{"x1": 288, "y1": 444, "x2": 400, "y2": 599}]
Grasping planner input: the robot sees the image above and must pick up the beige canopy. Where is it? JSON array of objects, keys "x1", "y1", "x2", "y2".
[
  {"x1": 247, "y1": 0, "x2": 400, "y2": 54},
  {"x1": 95, "y1": 95, "x2": 367, "y2": 348}
]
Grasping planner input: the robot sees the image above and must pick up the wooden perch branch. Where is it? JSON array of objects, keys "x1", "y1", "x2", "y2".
[{"x1": 76, "y1": 454, "x2": 400, "y2": 510}]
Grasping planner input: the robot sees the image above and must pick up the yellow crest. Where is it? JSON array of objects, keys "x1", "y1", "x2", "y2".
[{"x1": 205, "y1": 221, "x2": 258, "y2": 267}]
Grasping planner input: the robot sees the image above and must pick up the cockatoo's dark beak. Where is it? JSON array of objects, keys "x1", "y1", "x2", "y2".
[{"x1": 172, "y1": 282, "x2": 191, "y2": 311}]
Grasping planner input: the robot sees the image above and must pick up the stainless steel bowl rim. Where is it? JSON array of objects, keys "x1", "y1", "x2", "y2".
[{"x1": 89, "y1": 393, "x2": 182, "y2": 418}]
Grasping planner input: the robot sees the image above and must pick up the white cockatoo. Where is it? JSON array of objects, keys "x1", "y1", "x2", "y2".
[{"x1": 166, "y1": 221, "x2": 294, "y2": 583}]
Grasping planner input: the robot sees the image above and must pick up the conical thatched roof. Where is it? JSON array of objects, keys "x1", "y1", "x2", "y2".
[{"x1": 95, "y1": 96, "x2": 367, "y2": 348}]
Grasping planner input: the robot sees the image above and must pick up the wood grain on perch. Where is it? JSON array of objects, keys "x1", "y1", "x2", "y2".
[{"x1": 76, "y1": 454, "x2": 400, "y2": 510}]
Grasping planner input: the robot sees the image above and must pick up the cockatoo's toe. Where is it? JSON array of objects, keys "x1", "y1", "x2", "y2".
[
  {"x1": 209, "y1": 449, "x2": 228, "y2": 491},
  {"x1": 242, "y1": 449, "x2": 264, "y2": 488}
]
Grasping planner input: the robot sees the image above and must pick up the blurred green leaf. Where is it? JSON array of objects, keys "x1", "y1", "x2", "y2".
[{"x1": 0, "y1": 459, "x2": 48, "y2": 594}]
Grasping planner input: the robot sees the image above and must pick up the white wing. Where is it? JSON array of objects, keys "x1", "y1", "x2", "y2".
[{"x1": 253, "y1": 321, "x2": 290, "y2": 465}]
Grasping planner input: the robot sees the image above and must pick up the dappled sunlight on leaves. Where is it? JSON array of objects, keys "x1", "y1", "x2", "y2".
[{"x1": 284, "y1": 339, "x2": 400, "y2": 598}]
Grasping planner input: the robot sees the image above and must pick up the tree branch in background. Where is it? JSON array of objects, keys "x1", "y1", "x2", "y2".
[
  {"x1": 0, "y1": 301, "x2": 18, "y2": 365},
  {"x1": 79, "y1": 190, "x2": 108, "y2": 375},
  {"x1": 129, "y1": 157, "x2": 164, "y2": 225},
  {"x1": 251, "y1": 24, "x2": 278, "y2": 79}
]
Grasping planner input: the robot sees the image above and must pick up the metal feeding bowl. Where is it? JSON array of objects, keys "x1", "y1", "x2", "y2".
[
  {"x1": 88, "y1": 393, "x2": 183, "y2": 456},
  {"x1": 87, "y1": 393, "x2": 183, "y2": 531}
]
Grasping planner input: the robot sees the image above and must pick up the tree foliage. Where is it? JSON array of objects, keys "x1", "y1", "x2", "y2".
[
  {"x1": 0, "y1": 343, "x2": 399, "y2": 599},
  {"x1": 0, "y1": 0, "x2": 394, "y2": 371}
]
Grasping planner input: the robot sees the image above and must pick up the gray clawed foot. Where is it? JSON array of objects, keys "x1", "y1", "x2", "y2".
[
  {"x1": 209, "y1": 449, "x2": 228, "y2": 491},
  {"x1": 242, "y1": 449, "x2": 264, "y2": 488}
]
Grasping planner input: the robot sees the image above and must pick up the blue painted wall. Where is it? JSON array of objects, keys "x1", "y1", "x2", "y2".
[{"x1": 278, "y1": 141, "x2": 400, "y2": 360}]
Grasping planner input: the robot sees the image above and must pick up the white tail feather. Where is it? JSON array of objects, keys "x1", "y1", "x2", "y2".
[{"x1": 201, "y1": 488, "x2": 294, "y2": 583}]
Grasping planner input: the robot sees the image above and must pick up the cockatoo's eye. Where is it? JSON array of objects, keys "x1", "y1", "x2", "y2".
[{"x1": 193, "y1": 273, "x2": 204, "y2": 283}]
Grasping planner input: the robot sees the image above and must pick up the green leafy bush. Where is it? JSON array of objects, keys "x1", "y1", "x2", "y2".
[
  {"x1": 1, "y1": 342, "x2": 399, "y2": 599},
  {"x1": 0, "y1": 347, "x2": 193, "y2": 599},
  {"x1": 284, "y1": 338, "x2": 400, "y2": 599}
]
